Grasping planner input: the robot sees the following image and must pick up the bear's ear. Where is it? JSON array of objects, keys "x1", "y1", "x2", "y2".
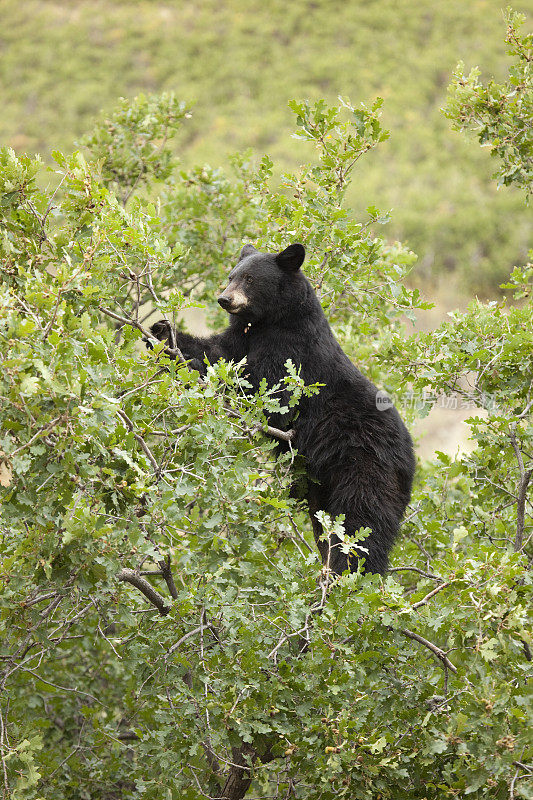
[
  {"x1": 239, "y1": 243, "x2": 257, "y2": 261},
  {"x1": 275, "y1": 243, "x2": 305, "y2": 272}
]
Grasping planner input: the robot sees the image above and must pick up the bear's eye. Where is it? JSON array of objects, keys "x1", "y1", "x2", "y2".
[{"x1": 244, "y1": 274, "x2": 253, "y2": 284}]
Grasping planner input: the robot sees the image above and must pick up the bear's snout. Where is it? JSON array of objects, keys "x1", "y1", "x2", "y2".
[
  {"x1": 218, "y1": 294, "x2": 232, "y2": 310},
  {"x1": 218, "y1": 289, "x2": 249, "y2": 313}
]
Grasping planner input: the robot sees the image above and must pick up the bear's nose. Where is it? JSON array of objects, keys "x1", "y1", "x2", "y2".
[{"x1": 218, "y1": 295, "x2": 232, "y2": 310}]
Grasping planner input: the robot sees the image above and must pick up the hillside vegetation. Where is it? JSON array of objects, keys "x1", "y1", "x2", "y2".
[{"x1": 1, "y1": 0, "x2": 532, "y2": 291}]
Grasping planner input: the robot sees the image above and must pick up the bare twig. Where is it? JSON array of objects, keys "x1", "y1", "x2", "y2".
[
  {"x1": 268, "y1": 621, "x2": 312, "y2": 661},
  {"x1": 25, "y1": 199, "x2": 49, "y2": 244},
  {"x1": 314, "y1": 252, "x2": 330, "y2": 300},
  {"x1": 512, "y1": 760, "x2": 532, "y2": 773},
  {"x1": 97, "y1": 622, "x2": 122, "y2": 660},
  {"x1": 0, "y1": 705, "x2": 10, "y2": 797},
  {"x1": 144, "y1": 260, "x2": 160, "y2": 304},
  {"x1": 98, "y1": 306, "x2": 152, "y2": 338},
  {"x1": 510, "y1": 765, "x2": 520, "y2": 800},
  {"x1": 516, "y1": 391, "x2": 533, "y2": 420},
  {"x1": 166, "y1": 626, "x2": 204, "y2": 656},
  {"x1": 224, "y1": 407, "x2": 295, "y2": 444}
]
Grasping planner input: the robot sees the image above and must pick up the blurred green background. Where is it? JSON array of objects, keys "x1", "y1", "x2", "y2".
[{"x1": 1, "y1": 0, "x2": 531, "y2": 295}]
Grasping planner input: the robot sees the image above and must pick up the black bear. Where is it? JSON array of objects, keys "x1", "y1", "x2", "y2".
[{"x1": 151, "y1": 243, "x2": 415, "y2": 575}]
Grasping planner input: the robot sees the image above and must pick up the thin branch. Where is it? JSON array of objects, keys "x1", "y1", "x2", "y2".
[
  {"x1": 509, "y1": 424, "x2": 532, "y2": 552},
  {"x1": 0, "y1": 706, "x2": 10, "y2": 797},
  {"x1": 389, "y1": 566, "x2": 444, "y2": 581},
  {"x1": 40, "y1": 744, "x2": 81, "y2": 784},
  {"x1": 411, "y1": 581, "x2": 452, "y2": 610},
  {"x1": 165, "y1": 624, "x2": 219, "y2": 657},
  {"x1": 9, "y1": 416, "x2": 63, "y2": 459},
  {"x1": 143, "y1": 260, "x2": 160, "y2": 304},
  {"x1": 399, "y1": 628, "x2": 457, "y2": 674},
  {"x1": 116, "y1": 409, "x2": 159, "y2": 474},
  {"x1": 515, "y1": 470, "x2": 531, "y2": 552},
  {"x1": 22, "y1": 668, "x2": 105, "y2": 704},
  {"x1": 251, "y1": 423, "x2": 295, "y2": 443},
  {"x1": 315, "y1": 252, "x2": 330, "y2": 300},
  {"x1": 117, "y1": 568, "x2": 170, "y2": 616},
  {"x1": 98, "y1": 306, "x2": 151, "y2": 338},
  {"x1": 166, "y1": 626, "x2": 204, "y2": 656},
  {"x1": 20, "y1": 591, "x2": 60, "y2": 609},
  {"x1": 510, "y1": 764, "x2": 520, "y2": 800},
  {"x1": 268, "y1": 622, "x2": 311, "y2": 661},
  {"x1": 225, "y1": 406, "x2": 295, "y2": 444},
  {"x1": 517, "y1": 396, "x2": 533, "y2": 419},
  {"x1": 42, "y1": 290, "x2": 63, "y2": 340},
  {"x1": 98, "y1": 306, "x2": 184, "y2": 360},
  {"x1": 402, "y1": 504, "x2": 422, "y2": 525},
  {"x1": 286, "y1": 513, "x2": 314, "y2": 554},
  {"x1": 15, "y1": 296, "x2": 43, "y2": 330},
  {"x1": 25, "y1": 199, "x2": 49, "y2": 244},
  {"x1": 97, "y1": 622, "x2": 122, "y2": 660},
  {"x1": 117, "y1": 367, "x2": 167, "y2": 399},
  {"x1": 512, "y1": 761, "x2": 533, "y2": 773}
]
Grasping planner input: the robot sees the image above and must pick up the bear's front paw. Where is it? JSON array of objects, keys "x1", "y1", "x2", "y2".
[{"x1": 150, "y1": 319, "x2": 174, "y2": 342}]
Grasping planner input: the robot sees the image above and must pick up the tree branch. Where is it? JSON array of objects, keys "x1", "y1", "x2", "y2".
[
  {"x1": 509, "y1": 425, "x2": 532, "y2": 552},
  {"x1": 42, "y1": 290, "x2": 63, "y2": 340},
  {"x1": 165, "y1": 624, "x2": 220, "y2": 657},
  {"x1": 220, "y1": 744, "x2": 256, "y2": 800},
  {"x1": 22, "y1": 668, "x2": 106, "y2": 704},
  {"x1": 252, "y1": 422, "x2": 295, "y2": 443},
  {"x1": 399, "y1": 628, "x2": 457, "y2": 674},
  {"x1": 411, "y1": 581, "x2": 452, "y2": 609},
  {"x1": 9, "y1": 416, "x2": 63, "y2": 459},
  {"x1": 98, "y1": 306, "x2": 184, "y2": 360},
  {"x1": 116, "y1": 408, "x2": 160, "y2": 474},
  {"x1": 158, "y1": 556, "x2": 179, "y2": 599},
  {"x1": 117, "y1": 568, "x2": 170, "y2": 616},
  {"x1": 224, "y1": 406, "x2": 295, "y2": 444},
  {"x1": 389, "y1": 566, "x2": 444, "y2": 581}
]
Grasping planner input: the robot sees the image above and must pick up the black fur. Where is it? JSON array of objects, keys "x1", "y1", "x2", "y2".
[{"x1": 151, "y1": 244, "x2": 415, "y2": 575}]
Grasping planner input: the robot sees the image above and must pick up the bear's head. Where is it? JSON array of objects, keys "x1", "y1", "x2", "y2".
[{"x1": 217, "y1": 243, "x2": 307, "y2": 323}]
